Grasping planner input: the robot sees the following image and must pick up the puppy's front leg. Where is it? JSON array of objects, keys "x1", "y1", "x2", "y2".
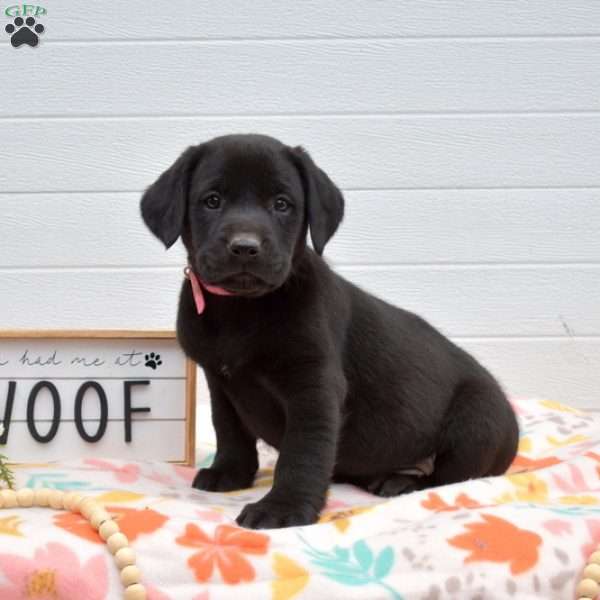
[
  {"x1": 236, "y1": 365, "x2": 345, "y2": 529},
  {"x1": 193, "y1": 372, "x2": 259, "y2": 492}
]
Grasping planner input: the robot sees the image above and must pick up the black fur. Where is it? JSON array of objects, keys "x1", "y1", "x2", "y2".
[{"x1": 141, "y1": 134, "x2": 519, "y2": 529}]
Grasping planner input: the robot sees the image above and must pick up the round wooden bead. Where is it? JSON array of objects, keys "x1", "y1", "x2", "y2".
[
  {"x1": 33, "y1": 488, "x2": 51, "y2": 507},
  {"x1": 48, "y1": 489, "x2": 65, "y2": 510},
  {"x1": 121, "y1": 565, "x2": 141, "y2": 586},
  {"x1": 115, "y1": 547, "x2": 136, "y2": 569},
  {"x1": 590, "y1": 551, "x2": 600, "y2": 565},
  {"x1": 124, "y1": 583, "x2": 147, "y2": 600},
  {"x1": 90, "y1": 509, "x2": 111, "y2": 529},
  {"x1": 583, "y1": 563, "x2": 600, "y2": 583},
  {"x1": 63, "y1": 491, "x2": 79, "y2": 511},
  {"x1": 69, "y1": 493, "x2": 85, "y2": 512},
  {"x1": 99, "y1": 519, "x2": 120, "y2": 541},
  {"x1": 79, "y1": 497, "x2": 100, "y2": 519},
  {"x1": 16, "y1": 488, "x2": 34, "y2": 507},
  {"x1": 577, "y1": 578, "x2": 600, "y2": 599},
  {"x1": 0, "y1": 489, "x2": 17, "y2": 508},
  {"x1": 107, "y1": 532, "x2": 129, "y2": 554}
]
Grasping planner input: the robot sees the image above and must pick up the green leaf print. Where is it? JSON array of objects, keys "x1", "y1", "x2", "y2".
[{"x1": 298, "y1": 533, "x2": 403, "y2": 600}]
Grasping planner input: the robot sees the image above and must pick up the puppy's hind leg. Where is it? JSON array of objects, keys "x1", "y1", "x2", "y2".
[
  {"x1": 340, "y1": 380, "x2": 518, "y2": 498},
  {"x1": 419, "y1": 378, "x2": 519, "y2": 489},
  {"x1": 338, "y1": 457, "x2": 434, "y2": 498},
  {"x1": 364, "y1": 473, "x2": 421, "y2": 497}
]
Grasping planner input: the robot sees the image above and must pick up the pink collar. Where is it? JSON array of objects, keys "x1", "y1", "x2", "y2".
[{"x1": 184, "y1": 266, "x2": 234, "y2": 314}]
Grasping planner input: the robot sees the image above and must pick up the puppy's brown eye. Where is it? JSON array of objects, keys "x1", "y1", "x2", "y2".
[
  {"x1": 274, "y1": 196, "x2": 290, "y2": 212},
  {"x1": 204, "y1": 193, "x2": 221, "y2": 210}
]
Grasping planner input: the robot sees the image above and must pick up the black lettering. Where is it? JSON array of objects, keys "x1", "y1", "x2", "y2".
[
  {"x1": 74, "y1": 381, "x2": 108, "y2": 443},
  {"x1": 115, "y1": 351, "x2": 143, "y2": 367},
  {"x1": 18, "y1": 350, "x2": 62, "y2": 366},
  {"x1": 0, "y1": 381, "x2": 16, "y2": 443},
  {"x1": 123, "y1": 380, "x2": 151, "y2": 442},
  {"x1": 45, "y1": 350, "x2": 62, "y2": 366},
  {"x1": 27, "y1": 381, "x2": 61, "y2": 443},
  {"x1": 19, "y1": 350, "x2": 32, "y2": 365},
  {"x1": 71, "y1": 356, "x2": 106, "y2": 367}
]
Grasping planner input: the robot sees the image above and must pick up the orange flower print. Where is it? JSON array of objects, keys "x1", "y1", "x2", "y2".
[
  {"x1": 448, "y1": 513, "x2": 542, "y2": 574},
  {"x1": 508, "y1": 454, "x2": 561, "y2": 473},
  {"x1": 421, "y1": 492, "x2": 482, "y2": 512},
  {"x1": 319, "y1": 506, "x2": 372, "y2": 532},
  {"x1": 176, "y1": 523, "x2": 269, "y2": 584},
  {"x1": 55, "y1": 506, "x2": 168, "y2": 544}
]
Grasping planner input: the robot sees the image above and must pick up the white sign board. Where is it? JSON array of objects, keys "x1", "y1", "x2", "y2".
[{"x1": 0, "y1": 331, "x2": 196, "y2": 465}]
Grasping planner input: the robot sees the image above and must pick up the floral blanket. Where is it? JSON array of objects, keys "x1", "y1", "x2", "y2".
[{"x1": 0, "y1": 398, "x2": 598, "y2": 600}]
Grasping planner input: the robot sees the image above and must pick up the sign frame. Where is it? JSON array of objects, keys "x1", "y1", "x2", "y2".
[{"x1": 0, "y1": 329, "x2": 196, "y2": 466}]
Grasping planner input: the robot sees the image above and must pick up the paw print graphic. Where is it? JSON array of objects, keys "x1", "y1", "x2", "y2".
[
  {"x1": 144, "y1": 352, "x2": 163, "y2": 370},
  {"x1": 5, "y1": 17, "x2": 44, "y2": 48}
]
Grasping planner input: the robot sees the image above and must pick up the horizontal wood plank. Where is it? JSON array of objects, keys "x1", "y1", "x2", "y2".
[
  {"x1": 33, "y1": 1, "x2": 600, "y2": 40},
  {"x1": 3, "y1": 39, "x2": 600, "y2": 116},
  {"x1": 1, "y1": 116, "x2": 600, "y2": 192},
  {"x1": 460, "y1": 338, "x2": 600, "y2": 411},
  {"x1": 1, "y1": 266, "x2": 598, "y2": 336}
]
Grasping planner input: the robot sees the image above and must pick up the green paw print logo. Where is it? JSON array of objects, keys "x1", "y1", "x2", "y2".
[
  {"x1": 5, "y1": 16, "x2": 44, "y2": 47},
  {"x1": 4, "y1": 4, "x2": 46, "y2": 48}
]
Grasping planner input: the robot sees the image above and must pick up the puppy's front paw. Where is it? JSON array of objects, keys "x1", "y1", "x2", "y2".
[
  {"x1": 192, "y1": 467, "x2": 255, "y2": 492},
  {"x1": 236, "y1": 499, "x2": 319, "y2": 529}
]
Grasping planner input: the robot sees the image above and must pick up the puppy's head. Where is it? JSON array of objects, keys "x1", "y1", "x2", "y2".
[{"x1": 141, "y1": 134, "x2": 344, "y2": 296}]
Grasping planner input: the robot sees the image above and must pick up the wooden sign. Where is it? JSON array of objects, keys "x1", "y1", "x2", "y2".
[{"x1": 0, "y1": 331, "x2": 196, "y2": 465}]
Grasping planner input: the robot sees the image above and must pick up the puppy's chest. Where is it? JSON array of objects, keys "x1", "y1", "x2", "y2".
[
  {"x1": 192, "y1": 329, "x2": 286, "y2": 446},
  {"x1": 193, "y1": 329, "x2": 261, "y2": 379},
  {"x1": 214, "y1": 357, "x2": 287, "y2": 449}
]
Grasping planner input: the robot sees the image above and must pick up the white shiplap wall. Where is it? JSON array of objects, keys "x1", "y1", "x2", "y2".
[{"x1": 1, "y1": 1, "x2": 600, "y2": 423}]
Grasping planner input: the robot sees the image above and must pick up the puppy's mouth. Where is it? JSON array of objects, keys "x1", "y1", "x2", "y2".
[{"x1": 213, "y1": 273, "x2": 272, "y2": 296}]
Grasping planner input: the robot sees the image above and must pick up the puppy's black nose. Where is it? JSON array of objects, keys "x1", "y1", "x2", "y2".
[{"x1": 228, "y1": 235, "x2": 261, "y2": 258}]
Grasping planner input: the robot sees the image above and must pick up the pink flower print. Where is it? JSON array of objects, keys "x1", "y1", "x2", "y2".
[
  {"x1": 147, "y1": 585, "x2": 175, "y2": 600},
  {"x1": 0, "y1": 542, "x2": 108, "y2": 600},
  {"x1": 174, "y1": 465, "x2": 196, "y2": 484},
  {"x1": 553, "y1": 464, "x2": 588, "y2": 494},
  {"x1": 145, "y1": 470, "x2": 174, "y2": 486},
  {"x1": 84, "y1": 458, "x2": 141, "y2": 483},
  {"x1": 582, "y1": 520, "x2": 600, "y2": 559},
  {"x1": 543, "y1": 519, "x2": 572, "y2": 536}
]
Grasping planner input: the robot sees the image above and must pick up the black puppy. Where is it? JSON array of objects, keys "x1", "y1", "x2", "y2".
[{"x1": 141, "y1": 134, "x2": 519, "y2": 529}]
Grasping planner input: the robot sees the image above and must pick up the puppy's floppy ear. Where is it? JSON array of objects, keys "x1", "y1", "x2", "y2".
[
  {"x1": 290, "y1": 146, "x2": 344, "y2": 255},
  {"x1": 140, "y1": 145, "x2": 203, "y2": 248}
]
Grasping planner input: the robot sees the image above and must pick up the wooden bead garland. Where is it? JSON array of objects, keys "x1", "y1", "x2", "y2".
[{"x1": 0, "y1": 488, "x2": 147, "y2": 600}]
